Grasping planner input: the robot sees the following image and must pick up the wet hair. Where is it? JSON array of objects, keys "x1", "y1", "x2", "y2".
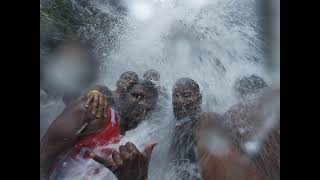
[
  {"x1": 143, "y1": 69, "x2": 160, "y2": 81},
  {"x1": 174, "y1": 78, "x2": 201, "y2": 94},
  {"x1": 234, "y1": 75, "x2": 268, "y2": 97},
  {"x1": 117, "y1": 71, "x2": 139, "y2": 91},
  {"x1": 137, "y1": 80, "x2": 158, "y2": 97},
  {"x1": 120, "y1": 71, "x2": 139, "y2": 81}
]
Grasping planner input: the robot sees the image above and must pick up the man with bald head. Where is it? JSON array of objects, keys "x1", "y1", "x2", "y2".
[
  {"x1": 169, "y1": 77, "x2": 203, "y2": 180},
  {"x1": 233, "y1": 75, "x2": 268, "y2": 99},
  {"x1": 115, "y1": 71, "x2": 139, "y2": 94},
  {"x1": 172, "y1": 78, "x2": 202, "y2": 121},
  {"x1": 112, "y1": 71, "x2": 139, "y2": 108},
  {"x1": 143, "y1": 69, "x2": 168, "y2": 100},
  {"x1": 143, "y1": 69, "x2": 160, "y2": 82}
]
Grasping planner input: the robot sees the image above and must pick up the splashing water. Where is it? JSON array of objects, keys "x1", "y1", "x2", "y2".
[
  {"x1": 94, "y1": 0, "x2": 274, "y2": 112},
  {"x1": 41, "y1": 0, "x2": 279, "y2": 179}
]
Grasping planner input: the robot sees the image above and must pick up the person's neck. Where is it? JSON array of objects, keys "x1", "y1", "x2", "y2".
[
  {"x1": 111, "y1": 92, "x2": 123, "y2": 112},
  {"x1": 176, "y1": 107, "x2": 201, "y2": 121},
  {"x1": 116, "y1": 106, "x2": 130, "y2": 135},
  {"x1": 119, "y1": 116, "x2": 130, "y2": 135},
  {"x1": 114, "y1": 88, "x2": 127, "y2": 96}
]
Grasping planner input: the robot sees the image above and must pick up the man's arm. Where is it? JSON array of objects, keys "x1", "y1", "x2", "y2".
[
  {"x1": 195, "y1": 112, "x2": 266, "y2": 180},
  {"x1": 40, "y1": 91, "x2": 108, "y2": 179},
  {"x1": 40, "y1": 97, "x2": 88, "y2": 179},
  {"x1": 195, "y1": 89, "x2": 279, "y2": 180}
]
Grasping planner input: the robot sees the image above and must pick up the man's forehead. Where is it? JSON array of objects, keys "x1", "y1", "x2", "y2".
[
  {"x1": 173, "y1": 83, "x2": 196, "y2": 92},
  {"x1": 121, "y1": 73, "x2": 133, "y2": 78},
  {"x1": 131, "y1": 84, "x2": 150, "y2": 93}
]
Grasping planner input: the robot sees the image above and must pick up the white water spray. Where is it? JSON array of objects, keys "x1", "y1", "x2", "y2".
[{"x1": 41, "y1": 0, "x2": 279, "y2": 179}]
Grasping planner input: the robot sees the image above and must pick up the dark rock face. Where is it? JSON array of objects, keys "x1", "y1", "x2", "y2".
[
  {"x1": 40, "y1": 0, "x2": 125, "y2": 96},
  {"x1": 40, "y1": 0, "x2": 122, "y2": 58}
]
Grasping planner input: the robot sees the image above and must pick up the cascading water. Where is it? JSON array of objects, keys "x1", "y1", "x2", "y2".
[{"x1": 40, "y1": 0, "x2": 279, "y2": 179}]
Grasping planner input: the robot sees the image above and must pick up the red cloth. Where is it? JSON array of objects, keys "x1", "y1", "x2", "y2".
[
  {"x1": 70, "y1": 107, "x2": 121, "y2": 159},
  {"x1": 50, "y1": 107, "x2": 121, "y2": 179}
]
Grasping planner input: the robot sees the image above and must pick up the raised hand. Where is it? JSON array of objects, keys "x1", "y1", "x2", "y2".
[
  {"x1": 90, "y1": 141, "x2": 157, "y2": 180},
  {"x1": 40, "y1": 89, "x2": 109, "y2": 179},
  {"x1": 85, "y1": 90, "x2": 108, "y2": 119}
]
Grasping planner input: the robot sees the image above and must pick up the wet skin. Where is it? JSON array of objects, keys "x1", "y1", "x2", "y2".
[
  {"x1": 195, "y1": 89, "x2": 280, "y2": 180},
  {"x1": 41, "y1": 81, "x2": 158, "y2": 180},
  {"x1": 169, "y1": 78, "x2": 203, "y2": 180},
  {"x1": 90, "y1": 82, "x2": 158, "y2": 180},
  {"x1": 116, "y1": 71, "x2": 139, "y2": 93},
  {"x1": 40, "y1": 92, "x2": 107, "y2": 179},
  {"x1": 91, "y1": 141, "x2": 157, "y2": 180},
  {"x1": 172, "y1": 82, "x2": 202, "y2": 121},
  {"x1": 118, "y1": 82, "x2": 158, "y2": 134}
]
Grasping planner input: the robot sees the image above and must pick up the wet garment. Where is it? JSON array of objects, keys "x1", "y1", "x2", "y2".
[
  {"x1": 170, "y1": 117, "x2": 201, "y2": 180},
  {"x1": 170, "y1": 118, "x2": 197, "y2": 163},
  {"x1": 71, "y1": 107, "x2": 120, "y2": 158},
  {"x1": 50, "y1": 107, "x2": 120, "y2": 180}
]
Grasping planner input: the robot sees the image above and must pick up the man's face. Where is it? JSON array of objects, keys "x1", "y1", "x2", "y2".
[
  {"x1": 120, "y1": 84, "x2": 157, "y2": 131},
  {"x1": 116, "y1": 72, "x2": 138, "y2": 92},
  {"x1": 172, "y1": 83, "x2": 201, "y2": 120},
  {"x1": 145, "y1": 74, "x2": 160, "y2": 82}
]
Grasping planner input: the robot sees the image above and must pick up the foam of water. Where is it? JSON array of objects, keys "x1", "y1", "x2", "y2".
[
  {"x1": 41, "y1": 0, "x2": 279, "y2": 179},
  {"x1": 95, "y1": 0, "x2": 272, "y2": 112}
]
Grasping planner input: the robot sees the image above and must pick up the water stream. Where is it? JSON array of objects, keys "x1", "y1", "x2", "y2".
[{"x1": 40, "y1": 0, "x2": 279, "y2": 179}]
